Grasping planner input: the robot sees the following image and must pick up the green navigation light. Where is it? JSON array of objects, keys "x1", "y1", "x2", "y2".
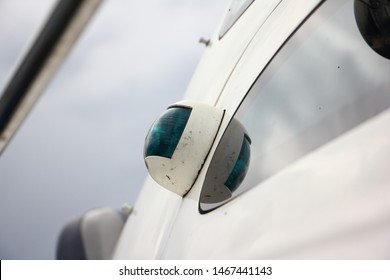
[{"x1": 144, "y1": 106, "x2": 192, "y2": 159}]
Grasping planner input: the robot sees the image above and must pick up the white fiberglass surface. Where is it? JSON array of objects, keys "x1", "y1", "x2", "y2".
[{"x1": 200, "y1": 0, "x2": 390, "y2": 212}]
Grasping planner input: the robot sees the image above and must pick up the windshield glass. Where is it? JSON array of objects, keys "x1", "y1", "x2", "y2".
[{"x1": 200, "y1": 0, "x2": 390, "y2": 212}]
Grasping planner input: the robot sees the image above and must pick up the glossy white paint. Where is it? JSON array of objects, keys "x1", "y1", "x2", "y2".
[
  {"x1": 114, "y1": 0, "x2": 323, "y2": 259},
  {"x1": 163, "y1": 108, "x2": 390, "y2": 259},
  {"x1": 82, "y1": 208, "x2": 124, "y2": 260},
  {"x1": 113, "y1": 0, "x2": 390, "y2": 259},
  {"x1": 113, "y1": 176, "x2": 181, "y2": 259},
  {"x1": 183, "y1": 0, "x2": 283, "y2": 105}
]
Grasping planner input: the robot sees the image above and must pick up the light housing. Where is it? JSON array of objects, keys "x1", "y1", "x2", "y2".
[{"x1": 144, "y1": 101, "x2": 225, "y2": 196}]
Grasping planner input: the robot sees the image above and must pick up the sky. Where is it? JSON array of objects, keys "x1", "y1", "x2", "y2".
[{"x1": 0, "y1": 0, "x2": 227, "y2": 259}]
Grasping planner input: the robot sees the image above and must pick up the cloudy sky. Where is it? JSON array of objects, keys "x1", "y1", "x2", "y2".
[{"x1": 0, "y1": 0, "x2": 227, "y2": 259}]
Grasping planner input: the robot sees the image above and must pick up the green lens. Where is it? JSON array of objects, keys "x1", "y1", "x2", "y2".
[
  {"x1": 225, "y1": 134, "x2": 251, "y2": 192},
  {"x1": 144, "y1": 106, "x2": 192, "y2": 159}
]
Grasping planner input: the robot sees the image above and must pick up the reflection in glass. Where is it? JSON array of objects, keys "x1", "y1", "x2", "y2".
[
  {"x1": 236, "y1": 0, "x2": 390, "y2": 195},
  {"x1": 225, "y1": 134, "x2": 251, "y2": 193},
  {"x1": 200, "y1": 117, "x2": 251, "y2": 213}
]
